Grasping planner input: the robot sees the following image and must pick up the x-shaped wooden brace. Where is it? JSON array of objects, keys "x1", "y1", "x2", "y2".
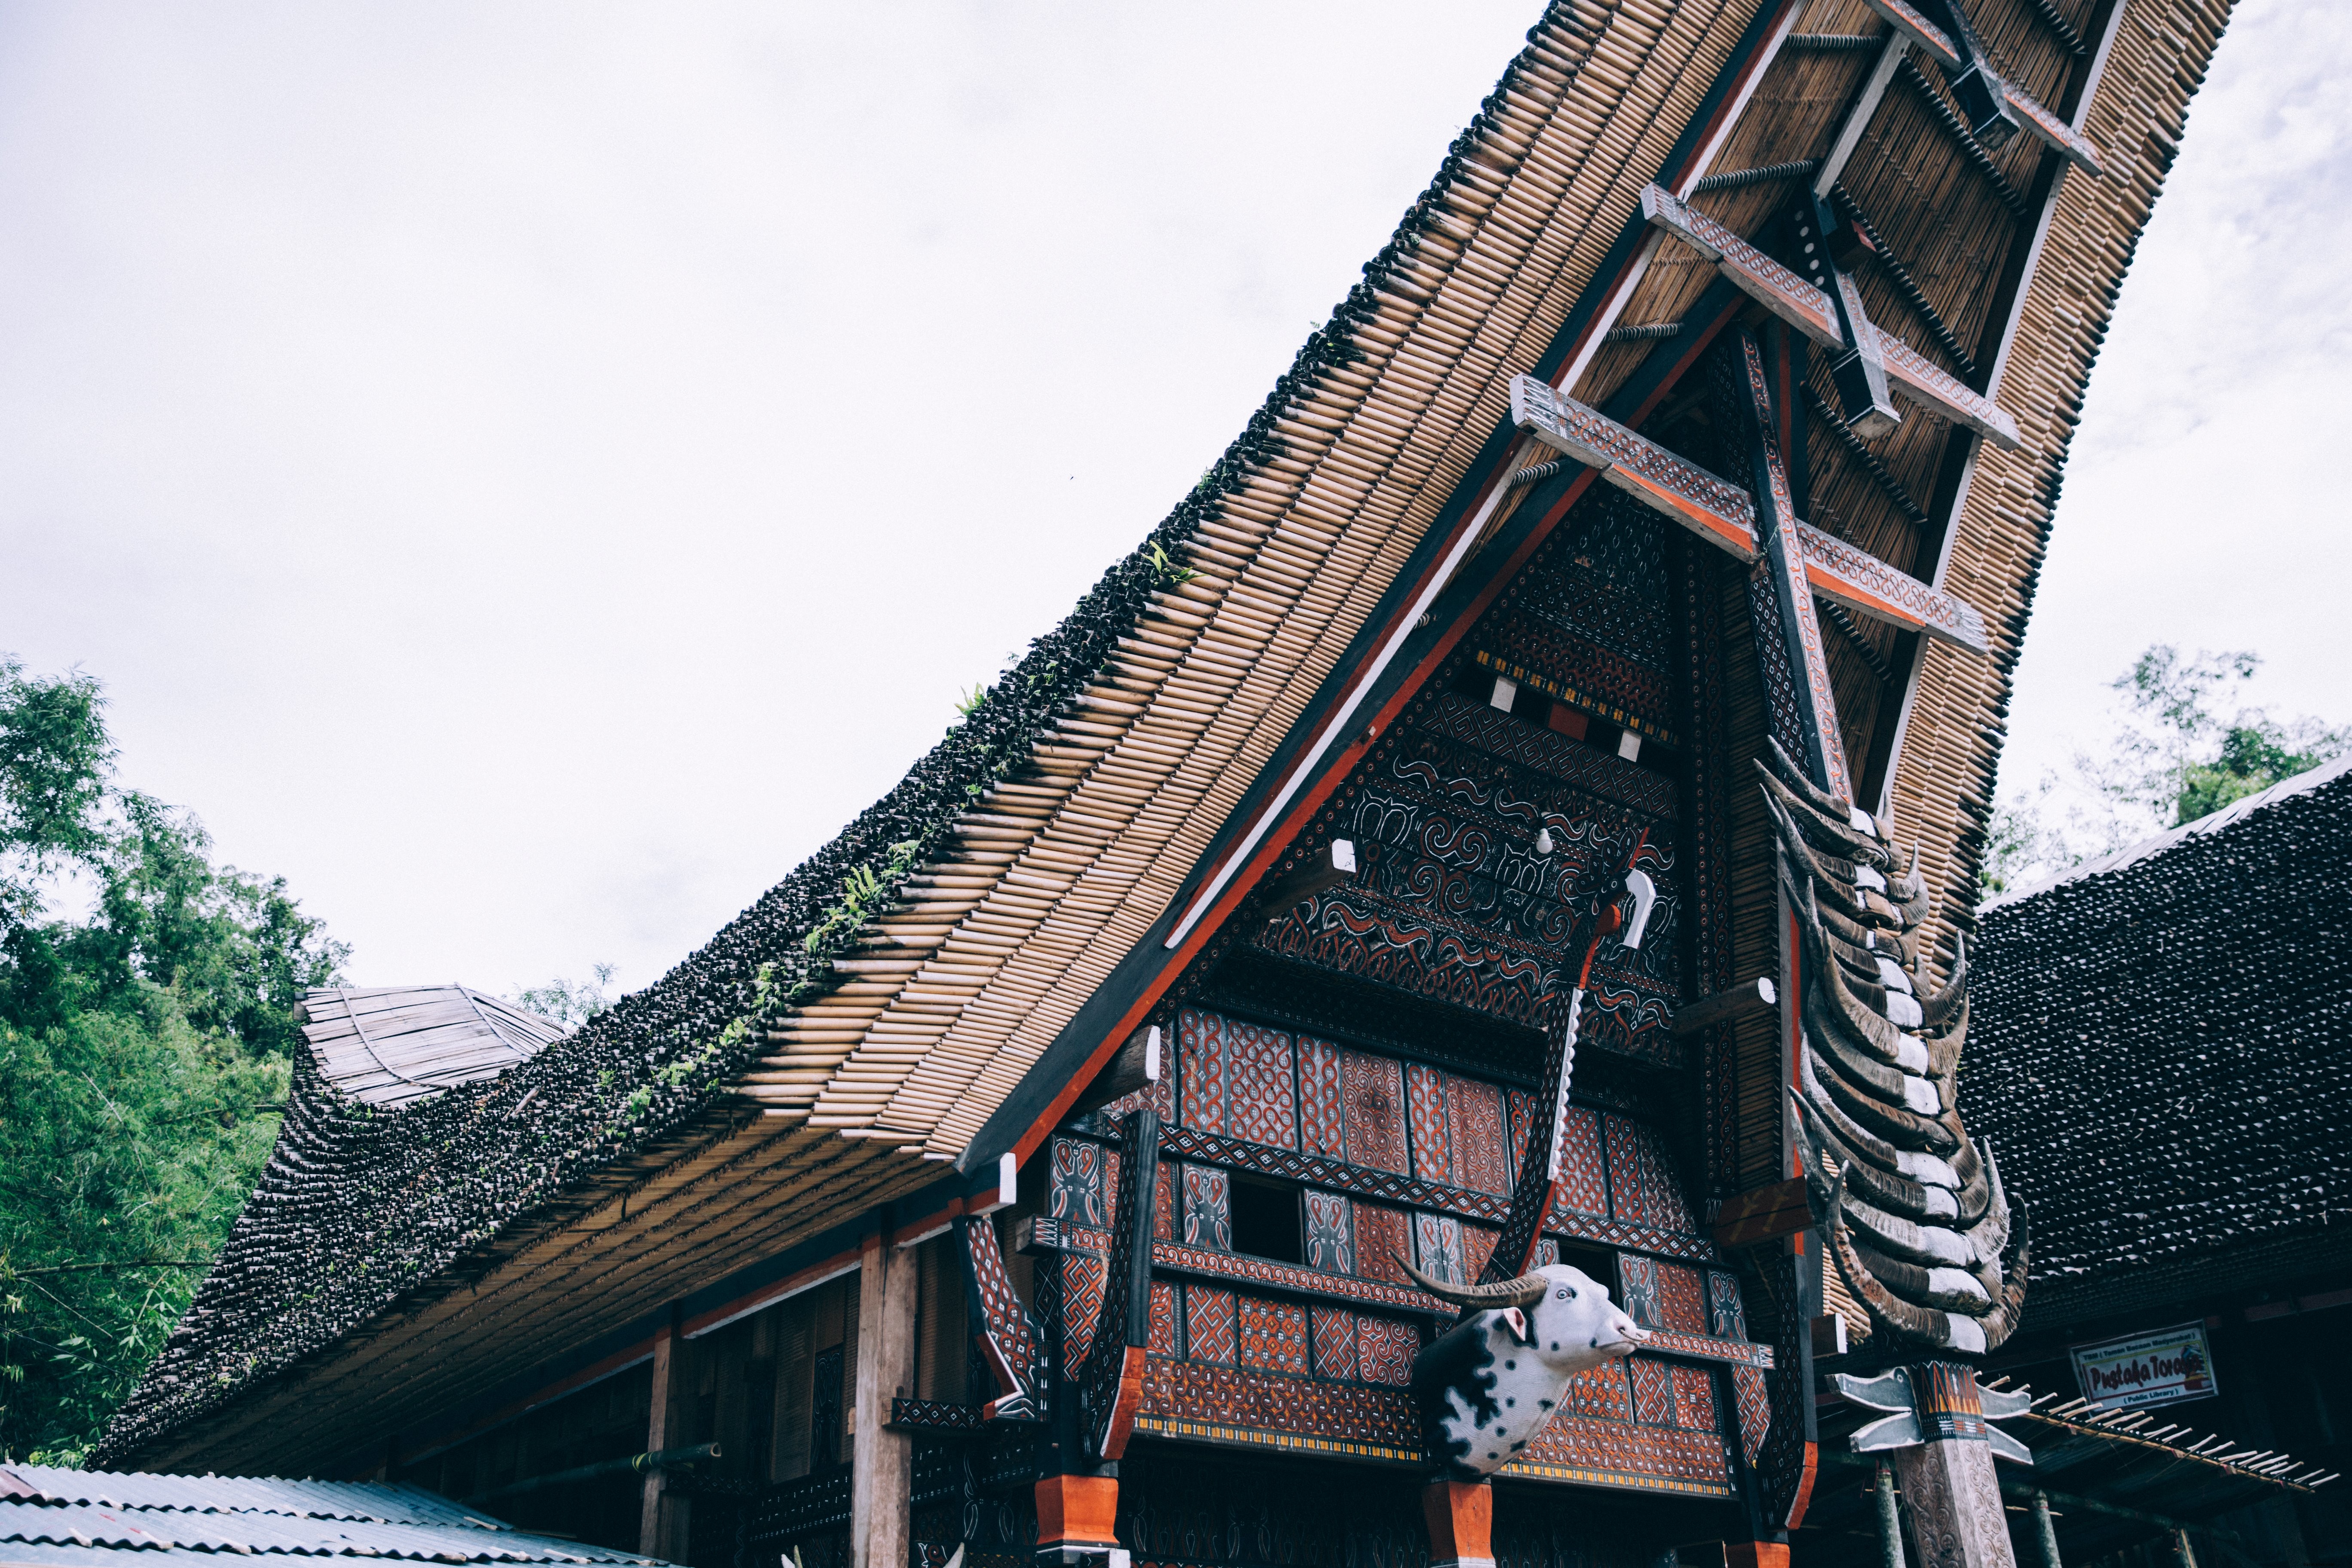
[
  {"x1": 1511, "y1": 346, "x2": 1987, "y2": 803},
  {"x1": 1643, "y1": 184, "x2": 2022, "y2": 453},
  {"x1": 1865, "y1": 0, "x2": 2105, "y2": 172}
]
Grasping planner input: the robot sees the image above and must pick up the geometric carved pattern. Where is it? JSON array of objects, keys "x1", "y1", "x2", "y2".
[
  {"x1": 1181, "y1": 1165, "x2": 1232, "y2": 1252},
  {"x1": 1134, "y1": 1356, "x2": 1421, "y2": 1457},
  {"x1": 1628, "y1": 1357, "x2": 1675, "y2": 1425},
  {"x1": 1413, "y1": 1213, "x2": 1464, "y2": 1284},
  {"x1": 958, "y1": 1213, "x2": 1045, "y2": 1422},
  {"x1": 1731, "y1": 1363, "x2": 1772, "y2": 1468},
  {"x1": 1671, "y1": 1365, "x2": 1718, "y2": 1432},
  {"x1": 1149, "y1": 1281, "x2": 1181, "y2": 1357},
  {"x1": 1341, "y1": 1050, "x2": 1408, "y2": 1173},
  {"x1": 1357, "y1": 1317, "x2": 1420, "y2": 1387},
  {"x1": 1298, "y1": 1035, "x2": 1348, "y2": 1158},
  {"x1": 1311, "y1": 1307, "x2": 1358, "y2": 1381},
  {"x1": 1237, "y1": 1295, "x2": 1310, "y2": 1377},
  {"x1": 1063, "y1": 1251, "x2": 1109, "y2": 1372},
  {"x1": 1462, "y1": 1222, "x2": 1500, "y2": 1285},
  {"x1": 1183, "y1": 1285, "x2": 1237, "y2": 1366},
  {"x1": 1407, "y1": 1063, "x2": 1451, "y2": 1184},
  {"x1": 1448, "y1": 1075, "x2": 1511, "y2": 1195},
  {"x1": 1352, "y1": 1204, "x2": 1413, "y2": 1286},
  {"x1": 1157, "y1": 1116, "x2": 1718, "y2": 1262},
  {"x1": 1566, "y1": 1361, "x2": 1633, "y2": 1420},
  {"x1": 1050, "y1": 1137, "x2": 1106, "y2": 1226},
  {"x1": 1512, "y1": 1409, "x2": 1734, "y2": 1496},
  {"x1": 1153, "y1": 1161, "x2": 1174, "y2": 1241},
  {"x1": 1550, "y1": 1105, "x2": 1612, "y2": 1220},
  {"x1": 1708, "y1": 1270, "x2": 1748, "y2": 1341},
  {"x1": 1227, "y1": 1020, "x2": 1300, "y2": 1150},
  {"x1": 1304, "y1": 1189, "x2": 1354, "y2": 1275},
  {"x1": 1654, "y1": 1260, "x2": 1708, "y2": 1335},
  {"x1": 1152, "y1": 1241, "x2": 1442, "y2": 1315},
  {"x1": 1605, "y1": 1115, "x2": 1696, "y2": 1235},
  {"x1": 1179, "y1": 1009, "x2": 1230, "y2": 1137}
]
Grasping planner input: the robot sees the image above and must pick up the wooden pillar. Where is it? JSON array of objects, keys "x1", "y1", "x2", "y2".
[
  {"x1": 851, "y1": 1230, "x2": 918, "y2": 1568},
  {"x1": 2027, "y1": 1490, "x2": 2062, "y2": 1568},
  {"x1": 1420, "y1": 1479, "x2": 1493, "y2": 1568},
  {"x1": 639, "y1": 1316, "x2": 688, "y2": 1560}
]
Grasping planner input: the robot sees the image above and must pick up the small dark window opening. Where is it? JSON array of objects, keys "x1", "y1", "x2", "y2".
[
  {"x1": 1231, "y1": 1177, "x2": 1305, "y2": 1264},
  {"x1": 1553, "y1": 1239, "x2": 1615, "y2": 1283}
]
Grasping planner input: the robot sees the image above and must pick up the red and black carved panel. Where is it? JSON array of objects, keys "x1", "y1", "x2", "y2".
[
  {"x1": 1462, "y1": 1222, "x2": 1499, "y2": 1283},
  {"x1": 1226, "y1": 1020, "x2": 1300, "y2": 1150},
  {"x1": 1357, "y1": 1317, "x2": 1419, "y2": 1387},
  {"x1": 1353, "y1": 1203, "x2": 1412, "y2": 1286},
  {"x1": 957, "y1": 1213, "x2": 1045, "y2": 1422},
  {"x1": 1183, "y1": 1285, "x2": 1237, "y2": 1366},
  {"x1": 1179, "y1": 1008, "x2": 1229, "y2": 1136},
  {"x1": 1062, "y1": 1252, "x2": 1108, "y2": 1372},
  {"x1": 1604, "y1": 1113, "x2": 1696, "y2": 1237},
  {"x1": 1448, "y1": 1075, "x2": 1512, "y2": 1196},
  {"x1": 1731, "y1": 1363, "x2": 1771, "y2": 1468},
  {"x1": 1413, "y1": 1213, "x2": 1465, "y2": 1283},
  {"x1": 1050, "y1": 1137, "x2": 1106, "y2": 1226},
  {"x1": 1133, "y1": 1355, "x2": 1421, "y2": 1455},
  {"x1": 1082, "y1": 1108, "x2": 1161, "y2": 1459},
  {"x1": 1505, "y1": 1086, "x2": 1536, "y2": 1184},
  {"x1": 1512, "y1": 1409, "x2": 1733, "y2": 1495},
  {"x1": 1707, "y1": 1270, "x2": 1748, "y2": 1341},
  {"x1": 1566, "y1": 1361, "x2": 1633, "y2": 1420},
  {"x1": 1552, "y1": 1104, "x2": 1611, "y2": 1219},
  {"x1": 1153, "y1": 1161, "x2": 1173, "y2": 1241},
  {"x1": 1236, "y1": 1295, "x2": 1310, "y2": 1378},
  {"x1": 1339, "y1": 1050, "x2": 1407, "y2": 1173},
  {"x1": 1670, "y1": 1366, "x2": 1717, "y2": 1432},
  {"x1": 1628, "y1": 1357, "x2": 1676, "y2": 1425},
  {"x1": 1654, "y1": 1261, "x2": 1708, "y2": 1335},
  {"x1": 1297, "y1": 1034, "x2": 1347, "y2": 1158},
  {"x1": 1617, "y1": 1254, "x2": 1661, "y2": 1330},
  {"x1": 1303, "y1": 1188, "x2": 1354, "y2": 1275},
  {"x1": 1406, "y1": 1063, "x2": 1451, "y2": 1184},
  {"x1": 1181, "y1": 1164, "x2": 1231, "y2": 1251},
  {"x1": 1311, "y1": 1307, "x2": 1357, "y2": 1380},
  {"x1": 1148, "y1": 1281, "x2": 1181, "y2": 1357}
]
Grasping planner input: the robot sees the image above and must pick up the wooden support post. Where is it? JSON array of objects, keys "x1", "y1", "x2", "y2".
[
  {"x1": 1419, "y1": 1478, "x2": 1494, "y2": 1568},
  {"x1": 1726, "y1": 1546, "x2": 1791, "y2": 1568},
  {"x1": 851, "y1": 1231, "x2": 918, "y2": 1568},
  {"x1": 638, "y1": 1315, "x2": 686, "y2": 1560},
  {"x1": 1033, "y1": 1473, "x2": 1122, "y2": 1568},
  {"x1": 2028, "y1": 1489, "x2": 2063, "y2": 1568},
  {"x1": 1874, "y1": 1461, "x2": 1907, "y2": 1568}
]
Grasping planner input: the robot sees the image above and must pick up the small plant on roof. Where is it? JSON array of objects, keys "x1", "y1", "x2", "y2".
[
  {"x1": 955, "y1": 684, "x2": 989, "y2": 720},
  {"x1": 1147, "y1": 541, "x2": 1197, "y2": 587}
]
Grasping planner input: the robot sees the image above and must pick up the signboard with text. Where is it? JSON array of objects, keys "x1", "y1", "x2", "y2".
[{"x1": 2069, "y1": 1321, "x2": 2219, "y2": 1412}]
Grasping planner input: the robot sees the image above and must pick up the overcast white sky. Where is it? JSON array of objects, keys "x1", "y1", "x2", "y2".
[{"x1": 2, "y1": 2, "x2": 2344, "y2": 996}]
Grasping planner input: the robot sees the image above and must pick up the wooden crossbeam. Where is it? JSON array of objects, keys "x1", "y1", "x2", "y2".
[
  {"x1": 1509, "y1": 375, "x2": 1989, "y2": 655},
  {"x1": 1712, "y1": 1176, "x2": 1812, "y2": 1249},
  {"x1": 1640, "y1": 186, "x2": 2022, "y2": 450},
  {"x1": 1860, "y1": 0, "x2": 2104, "y2": 172}
]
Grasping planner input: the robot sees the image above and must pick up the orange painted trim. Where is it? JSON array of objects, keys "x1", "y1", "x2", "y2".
[
  {"x1": 1726, "y1": 1544, "x2": 1791, "y2": 1568},
  {"x1": 1804, "y1": 562, "x2": 1923, "y2": 631},
  {"x1": 1035, "y1": 1473, "x2": 1121, "y2": 1547},
  {"x1": 1419, "y1": 1479, "x2": 1494, "y2": 1563},
  {"x1": 1009, "y1": 466, "x2": 1605, "y2": 1170},
  {"x1": 1099, "y1": 1344, "x2": 1148, "y2": 1460},
  {"x1": 1785, "y1": 1440, "x2": 1819, "y2": 1530}
]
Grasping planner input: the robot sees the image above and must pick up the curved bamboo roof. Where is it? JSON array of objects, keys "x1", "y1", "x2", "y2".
[{"x1": 98, "y1": 0, "x2": 2233, "y2": 1473}]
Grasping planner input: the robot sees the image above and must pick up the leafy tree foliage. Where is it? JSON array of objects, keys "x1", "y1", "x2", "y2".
[
  {"x1": 510, "y1": 962, "x2": 618, "y2": 1029},
  {"x1": 1984, "y1": 645, "x2": 2346, "y2": 892},
  {"x1": 0, "y1": 657, "x2": 347, "y2": 1462}
]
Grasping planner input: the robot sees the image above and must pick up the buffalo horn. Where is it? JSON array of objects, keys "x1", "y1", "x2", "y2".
[{"x1": 1394, "y1": 1254, "x2": 1547, "y2": 1308}]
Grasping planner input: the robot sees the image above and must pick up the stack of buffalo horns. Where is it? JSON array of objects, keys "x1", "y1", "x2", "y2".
[{"x1": 1760, "y1": 739, "x2": 2027, "y2": 1357}]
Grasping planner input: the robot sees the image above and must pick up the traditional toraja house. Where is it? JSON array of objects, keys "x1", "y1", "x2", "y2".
[
  {"x1": 1954, "y1": 757, "x2": 2352, "y2": 1562},
  {"x1": 92, "y1": 2, "x2": 2240, "y2": 1566}
]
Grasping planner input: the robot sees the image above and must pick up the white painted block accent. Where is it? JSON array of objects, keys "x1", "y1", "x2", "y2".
[
  {"x1": 1617, "y1": 729, "x2": 1642, "y2": 761},
  {"x1": 1489, "y1": 676, "x2": 1518, "y2": 712}
]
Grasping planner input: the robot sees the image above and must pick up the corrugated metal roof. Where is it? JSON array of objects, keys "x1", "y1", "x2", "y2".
[
  {"x1": 297, "y1": 988, "x2": 567, "y2": 1107},
  {"x1": 0, "y1": 1468, "x2": 662, "y2": 1568}
]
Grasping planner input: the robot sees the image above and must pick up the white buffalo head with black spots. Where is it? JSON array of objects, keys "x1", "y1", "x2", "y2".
[{"x1": 1400, "y1": 1258, "x2": 1649, "y2": 1479}]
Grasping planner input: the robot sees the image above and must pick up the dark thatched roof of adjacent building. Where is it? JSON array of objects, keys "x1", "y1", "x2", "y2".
[{"x1": 1968, "y1": 756, "x2": 2352, "y2": 1325}]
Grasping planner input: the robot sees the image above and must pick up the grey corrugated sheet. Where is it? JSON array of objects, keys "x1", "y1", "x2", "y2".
[
  {"x1": 0, "y1": 1468, "x2": 662, "y2": 1567},
  {"x1": 296, "y1": 987, "x2": 567, "y2": 1107}
]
